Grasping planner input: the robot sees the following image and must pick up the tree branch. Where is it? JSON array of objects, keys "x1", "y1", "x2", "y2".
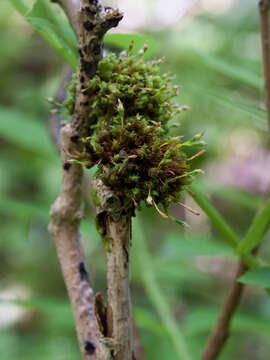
[
  {"x1": 259, "y1": 0, "x2": 270, "y2": 132},
  {"x1": 106, "y1": 215, "x2": 133, "y2": 360},
  {"x1": 49, "y1": 1, "x2": 123, "y2": 359},
  {"x1": 200, "y1": 2, "x2": 270, "y2": 358},
  {"x1": 200, "y1": 262, "x2": 246, "y2": 360},
  {"x1": 49, "y1": 122, "x2": 97, "y2": 360},
  {"x1": 93, "y1": 178, "x2": 134, "y2": 360}
]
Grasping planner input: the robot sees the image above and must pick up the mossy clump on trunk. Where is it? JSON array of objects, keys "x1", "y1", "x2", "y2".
[{"x1": 63, "y1": 43, "x2": 204, "y2": 212}]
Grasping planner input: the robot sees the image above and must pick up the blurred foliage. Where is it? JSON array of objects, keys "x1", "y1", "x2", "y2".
[{"x1": 1, "y1": 0, "x2": 270, "y2": 359}]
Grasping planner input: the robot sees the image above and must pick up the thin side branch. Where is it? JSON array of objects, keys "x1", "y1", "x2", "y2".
[
  {"x1": 201, "y1": 3, "x2": 270, "y2": 358},
  {"x1": 200, "y1": 262, "x2": 247, "y2": 360},
  {"x1": 49, "y1": 1, "x2": 123, "y2": 359},
  {"x1": 259, "y1": 0, "x2": 270, "y2": 132}
]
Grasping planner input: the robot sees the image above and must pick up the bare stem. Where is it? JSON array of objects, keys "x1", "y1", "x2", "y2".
[
  {"x1": 200, "y1": 262, "x2": 246, "y2": 360},
  {"x1": 106, "y1": 215, "x2": 133, "y2": 360},
  {"x1": 200, "y1": 2, "x2": 270, "y2": 359},
  {"x1": 259, "y1": 0, "x2": 270, "y2": 132},
  {"x1": 49, "y1": 123, "x2": 97, "y2": 360},
  {"x1": 93, "y1": 178, "x2": 134, "y2": 360}
]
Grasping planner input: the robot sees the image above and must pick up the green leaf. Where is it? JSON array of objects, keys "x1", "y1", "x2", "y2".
[
  {"x1": 0, "y1": 197, "x2": 49, "y2": 221},
  {"x1": 189, "y1": 85, "x2": 267, "y2": 131},
  {"x1": 105, "y1": 33, "x2": 159, "y2": 57},
  {"x1": 0, "y1": 107, "x2": 55, "y2": 157},
  {"x1": 12, "y1": 0, "x2": 78, "y2": 68},
  {"x1": 0, "y1": 296, "x2": 70, "y2": 312},
  {"x1": 9, "y1": 0, "x2": 28, "y2": 15},
  {"x1": 184, "y1": 307, "x2": 270, "y2": 337},
  {"x1": 160, "y1": 233, "x2": 234, "y2": 258},
  {"x1": 238, "y1": 267, "x2": 270, "y2": 288},
  {"x1": 194, "y1": 49, "x2": 263, "y2": 90},
  {"x1": 237, "y1": 198, "x2": 270, "y2": 255},
  {"x1": 206, "y1": 91, "x2": 267, "y2": 129},
  {"x1": 198, "y1": 181, "x2": 262, "y2": 211},
  {"x1": 189, "y1": 184, "x2": 239, "y2": 248},
  {"x1": 134, "y1": 307, "x2": 167, "y2": 337},
  {"x1": 189, "y1": 183, "x2": 260, "y2": 269}
]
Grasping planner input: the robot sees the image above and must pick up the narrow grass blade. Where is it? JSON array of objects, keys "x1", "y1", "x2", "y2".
[
  {"x1": 237, "y1": 198, "x2": 270, "y2": 255},
  {"x1": 133, "y1": 217, "x2": 192, "y2": 360}
]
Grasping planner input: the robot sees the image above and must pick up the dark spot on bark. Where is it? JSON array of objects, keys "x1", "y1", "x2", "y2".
[
  {"x1": 123, "y1": 245, "x2": 129, "y2": 268},
  {"x1": 83, "y1": 21, "x2": 95, "y2": 31},
  {"x1": 85, "y1": 7, "x2": 96, "y2": 20},
  {"x1": 81, "y1": 59, "x2": 97, "y2": 78},
  {"x1": 71, "y1": 135, "x2": 80, "y2": 143},
  {"x1": 80, "y1": 76, "x2": 85, "y2": 83},
  {"x1": 81, "y1": 87, "x2": 90, "y2": 96},
  {"x1": 83, "y1": 45, "x2": 89, "y2": 55},
  {"x1": 78, "y1": 261, "x2": 89, "y2": 281},
  {"x1": 89, "y1": 0, "x2": 98, "y2": 5},
  {"x1": 101, "y1": 18, "x2": 121, "y2": 30},
  {"x1": 84, "y1": 340, "x2": 96, "y2": 355},
  {"x1": 78, "y1": 48, "x2": 83, "y2": 57},
  {"x1": 63, "y1": 163, "x2": 71, "y2": 171},
  {"x1": 80, "y1": 101, "x2": 90, "y2": 107},
  {"x1": 93, "y1": 43, "x2": 102, "y2": 56}
]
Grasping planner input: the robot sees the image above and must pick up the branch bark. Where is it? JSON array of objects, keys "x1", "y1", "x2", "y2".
[
  {"x1": 200, "y1": 262, "x2": 246, "y2": 360},
  {"x1": 259, "y1": 0, "x2": 270, "y2": 132},
  {"x1": 106, "y1": 215, "x2": 133, "y2": 360},
  {"x1": 49, "y1": 1, "x2": 123, "y2": 359},
  {"x1": 200, "y1": 2, "x2": 270, "y2": 359},
  {"x1": 93, "y1": 178, "x2": 134, "y2": 360},
  {"x1": 49, "y1": 122, "x2": 97, "y2": 359}
]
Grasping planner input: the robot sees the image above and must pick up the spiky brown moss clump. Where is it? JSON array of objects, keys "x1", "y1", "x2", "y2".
[{"x1": 65, "y1": 44, "x2": 204, "y2": 211}]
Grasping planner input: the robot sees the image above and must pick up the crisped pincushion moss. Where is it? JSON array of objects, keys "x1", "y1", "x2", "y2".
[{"x1": 64, "y1": 44, "x2": 204, "y2": 212}]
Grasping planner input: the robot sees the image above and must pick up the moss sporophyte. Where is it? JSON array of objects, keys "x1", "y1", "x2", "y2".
[{"x1": 62, "y1": 42, "x2": 205, "y2": 226}]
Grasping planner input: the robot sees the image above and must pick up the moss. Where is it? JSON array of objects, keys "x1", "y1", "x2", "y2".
[
  {"x1": 63, "y1": 72, "x2": 78, "y2": 115},
  {"x1": 91, "y1": 186, "x2": 101, "y2": 207},
  {"x1": 63, "y1": 43, "x2": 204, "y2": 212},
  {"x1": 95, "y1": 212, "x2": 111, "y2": 252}
]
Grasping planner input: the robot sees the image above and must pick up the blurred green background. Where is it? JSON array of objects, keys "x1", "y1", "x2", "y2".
[{"x1": 1, "y1": 0, "x2": 270, "y2": 359}]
